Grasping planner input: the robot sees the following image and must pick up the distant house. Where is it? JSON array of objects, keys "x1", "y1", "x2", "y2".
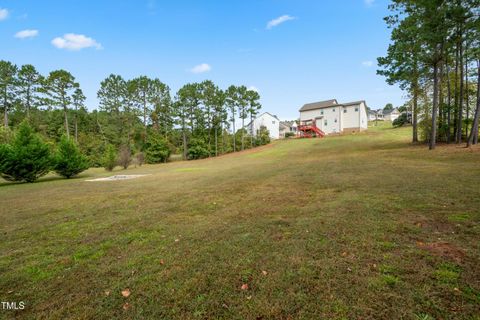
[
  {"x1": 248, "y1": 112, "x2": 281, "y2": 139},
  {"x1": 299, "y1": 99, "x2": 368, "y2": 135},
  {"x1": 368, "y1": 109, "x2": 385, "y2": 121},
  {"x1": 384, "y1": 108, "x2": 401, "y2": 122},
  {"x1": 279, "y1": 120, "x2": 298, "y2": 138}
]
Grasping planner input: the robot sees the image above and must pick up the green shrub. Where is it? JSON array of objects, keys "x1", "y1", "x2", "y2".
[
  {"x1": 53, "y1": 136, "x2": 90, "y2": 178},
  {"x1": 285, "y1": 132, "x2": 295, "y2": 138},
  {"x1": 0, "y1": 121, "x2": 53, "y2": 182},
  {"x1": 187, "y1": 138, "x2": 209, "y2": 160},
  {"x1": 145, "y1": 134, "x2": 171, "y2": 163},
  {"x1": 102, "y1": 144, "x2": 117, "y2": 171},
  {"x1": 256, "y1": 126, "x2": 271, "y2": 146},
  {"x1": 392, "y1": 113, "x2": 408, "y2": 127}
]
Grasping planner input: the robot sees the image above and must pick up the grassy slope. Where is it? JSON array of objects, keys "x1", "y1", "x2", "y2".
[{"x1": 0, "y1": 123, "x2": 479, "y2": 319}]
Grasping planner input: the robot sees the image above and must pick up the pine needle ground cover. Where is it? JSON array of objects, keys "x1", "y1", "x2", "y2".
[{"x1": 1, "y1": 124, "x2": 479, "y2": 319}]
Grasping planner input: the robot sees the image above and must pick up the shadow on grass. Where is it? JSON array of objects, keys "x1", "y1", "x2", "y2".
[{"x1": 0, "y1": 171, "x2": 96, "y2": 188}]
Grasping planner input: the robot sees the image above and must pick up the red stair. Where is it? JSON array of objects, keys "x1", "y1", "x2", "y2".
[{"x1": 297, "y1": 120, "x2": 325, "y2": 138}]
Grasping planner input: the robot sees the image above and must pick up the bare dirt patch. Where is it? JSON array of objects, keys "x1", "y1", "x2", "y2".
[
  {"x1": 85, "y1": 174, "x2": 150, "y2": 182},
  {"x1": 417, "y1": 241, "x2": 465, "y2": 263}
]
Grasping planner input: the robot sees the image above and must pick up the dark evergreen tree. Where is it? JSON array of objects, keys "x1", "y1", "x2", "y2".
[
  {"x1": 53, "y1": 135, "x2": 89, "y2": 178},
  {"x1": 0, "y1": 121, "x2": 52, "y2": 182}
]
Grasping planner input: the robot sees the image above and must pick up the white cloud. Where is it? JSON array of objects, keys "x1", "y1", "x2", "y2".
[
  {"x1": 362, "y1": 60, "x2": 374, "y2": 67},
  {"x1": 15, "y1": 29, "x2": 39, "y2": 39},
  {"x1": 51, "y1": 33, "x2": 102, "y2": 51},
  {"x1": 0, "y1": 8, "x2": 9, "y2": 21},
  {"x1": 248, "y1": 86, "x2": 259, "y2": 92},
  {"x1": 190, "y1": 63, "x2": 211, "y2": 74},
  {"x1": 364, "y1": 0, "x2": 375, "y2": 6},
  {"x1": 266, "y1": 15, "x2": 296, "y2": 29}
]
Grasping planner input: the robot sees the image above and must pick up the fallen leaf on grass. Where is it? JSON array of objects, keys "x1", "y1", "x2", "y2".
[
  {"x1": 123, "y1": 302, "x2": 131, "y2": 310},
  {"x1": 175, "y1": 239, "x2": 180, "y2": 242},
  {"x1": 160, "y1": 259, "x2": 165, "y2": 265},
  {"x1": 104, "y1": 290, "x2": 110, "y2": 296},
  {"x1": 341, "y1": 252, "x2": 347, "y2": 257},
  {"x1": 241, "y1": 284, "x2": 249, "y2": 290},
  {"x1": 262, "y1": 270, "x2": 268, "y2": 276},
  {"x1": 246, "y1": 295, "x2": 252, "y2": 300},
  {"x1": 121, "y1": 289, "x2": 131, "y2": 298}
]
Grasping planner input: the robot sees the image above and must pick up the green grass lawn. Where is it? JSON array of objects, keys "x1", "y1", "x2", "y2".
[{"x1": 1, "y1": 123, "x2": 479, "y2": 319}]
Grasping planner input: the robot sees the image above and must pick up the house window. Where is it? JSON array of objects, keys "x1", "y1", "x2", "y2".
[
  {"x1": 272, "y1": 121, "x2": 275, "y2": 124},
  {"x1": 321, "y1": 110, "x2": 324, "y2": 115},
  {"x1": 324, "y1": 120, "x2": 328, "y2": 126},
  {"x1": 334, "y1": 118, "x2": 337, "y2": 123},
  {"x1": 355, "y1": 107, "x2": 359, "y2": 112},
  {"x1": 332, "y1": 108, "x2": 335, "y2": 112},
  {"x1": 343, "y1": 109, "x2": 347, "y2": 113}
]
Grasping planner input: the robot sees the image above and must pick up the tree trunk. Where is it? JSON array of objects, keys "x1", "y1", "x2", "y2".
[
  {"x1": 412, "y1": 84, "x2": 418, "y2": 143},
  {"x1": 250, "y1": 113, "x2": 254, "y2": 147},
  {"x1": 453, "y1": 44, "x2": 459, "y2": 139},
  {"x1": 74, "y1": 106, "x2": 78, "y2": 143},
  {"x1": 63, "y1": 105, "x2": 70, "y2": 138},
  {"x1": 430, "y1": 62, "x2": 439, "y2": 150},
  {"x1": 3, "y1": 87, "x2": 8, "y2": 128},
  {"x1": 241, "y1": 113, "x2": 245, "y2": 151},
  {"x1": 456, "y1": 38, "x2": 464, "y2": 143},
  {"x1": 465, "y1": 54, "x2": 469, "y2": 137},
  {"x1": 232, "y1": 111, "x2": 236, "y2": 152},
  {"x1": 467, "y1": 60, "x2": 480, "y2": 147},
  {"x1": 446, "y1": 56, "x2": 452, "y2": 143},
  {"x1": 143, "y1": 93, "x2": 147, "y2": 142},
  {"x1": 26, "y1": 87, "x2": 31, "y2": 118},
  {"x1": 215, "y1": 126, "x2": 218, "y2": 157},
  {"x1": 182, "y1": 118, "x2": 187, "y2": 160}
]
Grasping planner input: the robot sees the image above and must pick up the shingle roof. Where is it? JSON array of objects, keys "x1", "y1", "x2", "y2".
[
  {"x1": 299, "y1": 99, "x2": 338, "y2": 112},
  {"x1": 342, "y1": 100, "x2": 366, "y2": 107}
]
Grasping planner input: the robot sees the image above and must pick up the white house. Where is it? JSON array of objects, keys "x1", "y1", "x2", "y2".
[
  {"x1": 383, "y1": 108, "x2": 401, "y2": 122},
  {"x1": 279, "y1": 120, "x2": 298, "y2": 138},
  {"x1": 299, "y1": 99, "x2": 368, "y2": 135},
  {"x1": 368, "y1": 109, "x2": 385, "y2": 121},
  {"x1": 248, "y1": 112, "x2": 281, "y2": 139}
]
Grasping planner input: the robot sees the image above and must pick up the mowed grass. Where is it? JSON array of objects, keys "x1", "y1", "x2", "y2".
[{"x1": 1, "y1": 123, "x2": 479, "y2": 319}]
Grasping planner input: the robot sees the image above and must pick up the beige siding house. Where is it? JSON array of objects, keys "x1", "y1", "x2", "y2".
[{"x1": 299, "y1": 99, "x2": 368, "y2": 135}]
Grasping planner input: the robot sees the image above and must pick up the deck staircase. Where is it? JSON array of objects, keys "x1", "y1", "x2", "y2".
[{"x1": 297, "y1": 120, "x2": 325, "y2": 138}]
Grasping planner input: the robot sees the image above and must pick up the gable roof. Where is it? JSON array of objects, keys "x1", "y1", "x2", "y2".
[
  {"x1": 246, "y1": 111, "x2": 280, "y2": 128},
  {"x1": 299, "y1": 99, "x2": 367, "y2": 112},
  {"x1": 299, "y1": 99, "x2": 338, "y2": 112},
  {"x1": 261, "y1": 112, "x2": 280, "y2": 121},
  {"x1": 383, "y1": 107, "x2": 399, "y2": 115},
  {"x1": 343, "y1": 100, "x2": 366, "y2": 107}
]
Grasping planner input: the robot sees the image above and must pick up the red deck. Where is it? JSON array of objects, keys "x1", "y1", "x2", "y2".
[{"x1": 297, "y1": 121, "x2": 325, "y2": 138}]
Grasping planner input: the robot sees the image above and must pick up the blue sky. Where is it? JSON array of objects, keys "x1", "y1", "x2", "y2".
[{"x1": 0, "y1": 0, "x2": 404, "y2": 119}]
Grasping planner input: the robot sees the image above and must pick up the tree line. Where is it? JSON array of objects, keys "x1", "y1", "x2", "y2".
[
  {"x1": 0, "y1": 60, "x2": 270, "y2": 182},
  {"x1": 377, "y1": 0, "x2": 480, "y2": 149}
]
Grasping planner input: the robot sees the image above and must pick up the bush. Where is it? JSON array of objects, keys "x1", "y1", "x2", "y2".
[
  {"x1": 53, "y1": 136, "x2": 90, "y2": 178},
  {"x1": 0, "y1": 121, "x2": 52, "y2": 182},
  {"x1": 256, "y1": 126, "x2": 271, "y2": 146},
  {"x1": 285, "y1": 132, "x2": 295, "y2": 138},
  {"x1": 145, "y1": 134, "x2": 171, "y2": 163},
  {"x1": 0, "y1": 126, "x2": 13, "y2": 144},
  {"x1": 118, "y1": 145, "x2": 132, "y2": 169},
  {"x1": 392, "y1": 113, "x2": 408, "y2": 127},
  {"x1": 103, "y1": 144, "x2": 117, "y2": 171},
  {"x1": 135, "y1": 152, "x2": 145, "y2": 166},
  {"x1": 187, "y1": 138, "x2": 209, "y2": 160}
]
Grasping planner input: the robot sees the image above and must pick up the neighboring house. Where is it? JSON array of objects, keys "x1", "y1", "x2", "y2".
[
  {"x1": 279, "y1": 120, "x2": 298, "y2": 138},
  {"x1": 299, "y1": 99, "x2": 368, "y2": 135},
  {"x1": 368, "y1": 109, "x2": 385, "y2": 121},
  {"x1": 383, "y1": 108, "x2": 401, "y2": 122},
  {"x1": 247, "y1": 112, "x2": 281, "y2": 139}
]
